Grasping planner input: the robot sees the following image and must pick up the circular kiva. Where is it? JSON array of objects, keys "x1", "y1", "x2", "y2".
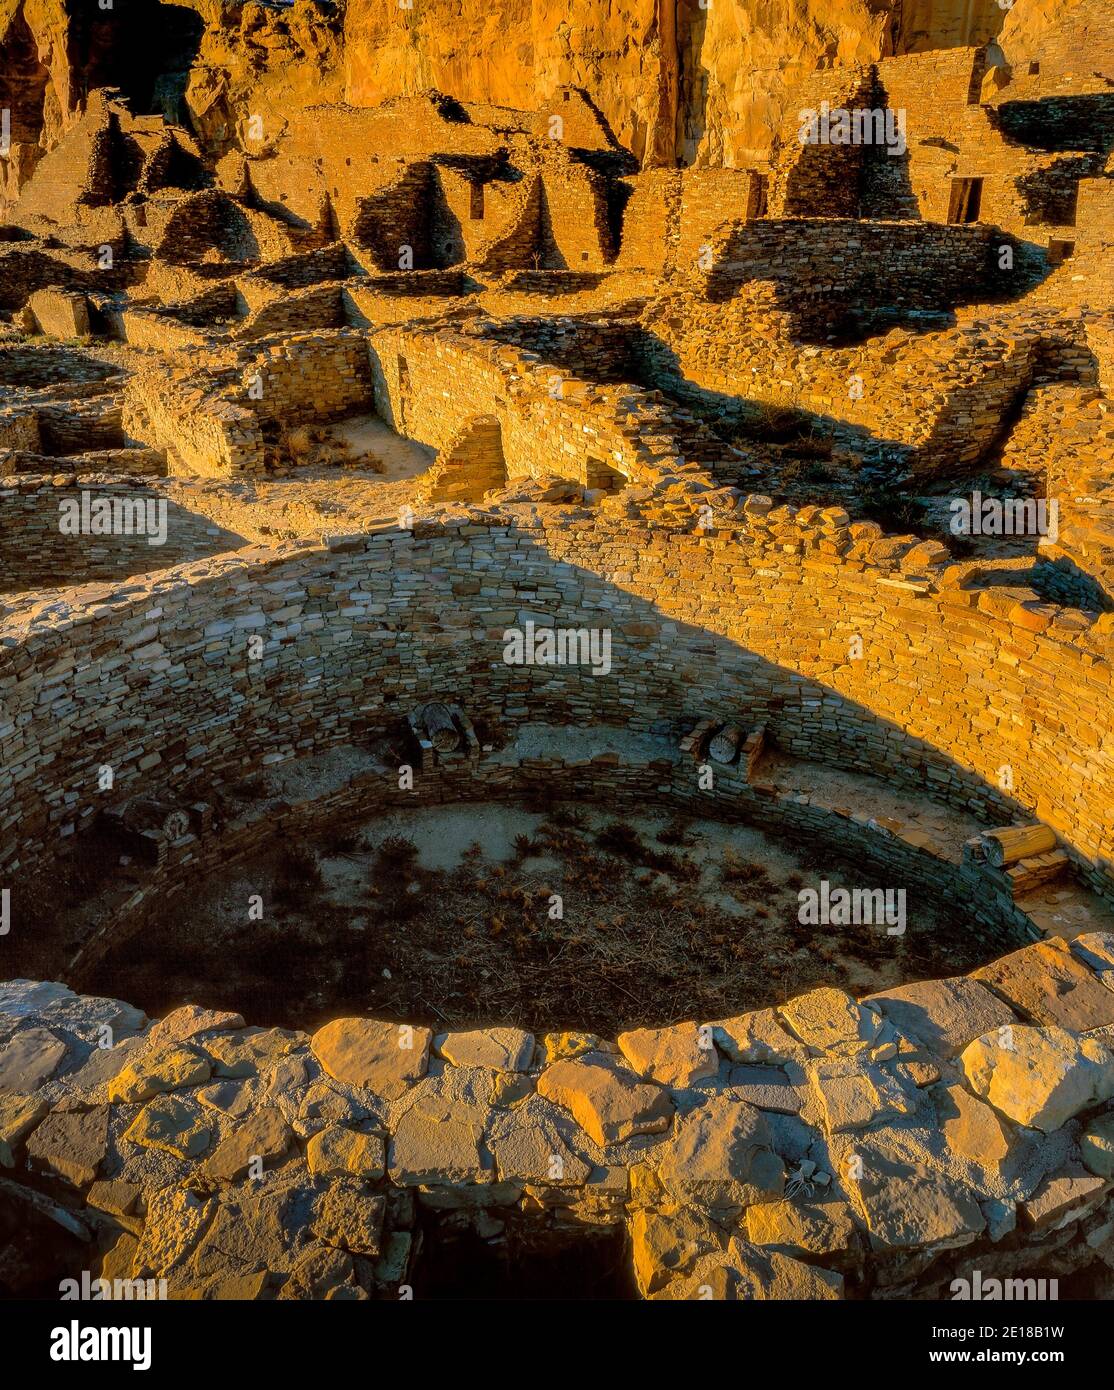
[{"x1": 1, "y1": 512, "x2": 1113, "y2": 1300}]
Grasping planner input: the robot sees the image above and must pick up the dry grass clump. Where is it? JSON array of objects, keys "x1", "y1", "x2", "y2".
[
  {"x1": 79, "y1": 802, "x2": 998, "y2": 1036},
  {"x1": 274, "y1": 845, "x2": 323, "y2": 905}
]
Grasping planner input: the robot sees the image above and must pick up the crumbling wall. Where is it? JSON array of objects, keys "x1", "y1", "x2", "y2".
[{"x1": 244, "y1": 331, "x2": 375, "y2": 424}]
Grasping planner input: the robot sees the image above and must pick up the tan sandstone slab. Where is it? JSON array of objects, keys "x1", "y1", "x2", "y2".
[
  {"x1": 617, "y1": 1023, "x2": 719, "y2": 1088},
  {"x1": 1022, "y1": 1163, "x2": 1109, "y2": 1230},
  {"x1": 864, "y1": 976, "x2": 1016, "y2": 1060},
  {"x1": 536, "y1": 1053, "x2": 674, "y2": 1146},
  {"x1": 1081, "y1": 1113, "x2": 1114, "y2": 1179},
  {"x1": 26, "y1": 1104, "x2": 110, "y2": 1187},
  {"x1": 146, "y1": 1005, "x2": 245, "y2": 1049},
  {"x1": 973, "y1": 940, "x2": 1114, "y2": 1031},
  {"x1": 388, "y1": 1095, "x2": 493, "y2": 1187},
  {"x1": 132, "y1": 1187, "x2": 215, "y2": 1279},
  {"x1": 808, "y1": 1057, "x2": 918, "y2": 1133},
  {"x1": 203, "y1": 1106, "x2": 291, "y2": 1181},
  {"x1": 961, "y1": 1025, "x2": 1114, "y2": 1133},
  {"x1": 86, "y1": 1178, "x2": 142, "y2": 1219},
  {"x1": 543, "y1": 1032, "x2": 602, "y2": 1062},
  {"x1": 123, "y1": 1096, "x2": 212, "y2": 1160},
  {"x1": 202, "y1": 1027, "x2": 302, "y2": 1079},
  {"x1": 435, "y1": 1027, "x2": 534, "y2": 1072},
  {"x1": 310, "y1": 1179, "x2": 386, "y2": 1257},
  {"x1": 744, "y1": 1196, "x2": 857, "y2": 1256},
  {"x1": 936, "y1": 1082, "x2": 1014, "y2": 1169},
  {"x1": 654, "y1": 1094, "x2": 783, "y2": 1210},
  {"x1": 652, "y1": 1239, "x2": 843, "y2": 1300},
  {"x1": 311, "y1": 1018, "x2": 432, "y2": 1099},
  {"x1": 707, "y1": 1007, "x2": 808, "y2": 1065},
  {"x1": 107, "y1": 1044, "x2": 212, "y2": 1104},
  {"x1": 779, "y1": 987, "x2": 887, "y2": 1057},
  {"x1": 492, "y1": 1120, "x2": 592, "y2": 1188},
  {"x1": 1070, "y1": 932, "x2": 1114, "y2": 984},
  {"x1": 0, "y1": 1028, "x2": 67, "y2": 1093},
  {"x1": 630, "y1": 1207, "x2": 723, "y2": 1295},
  {"x1": 841, "y1": 1139, "x2": 986, "y2": 1251},
  {"x1": 0, "y1": 1092, "x2": 49, "y2": 1166},
  {"x1": 306, "y1": 1125, "x2": 385, "y2": 1180}
]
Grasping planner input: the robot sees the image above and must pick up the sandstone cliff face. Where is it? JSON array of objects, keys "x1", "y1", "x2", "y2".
[
  {"x1": 2, "y1": 0, "x2": 1027, "y2": 186},
  {"x1": 0, "y1": 0, "x2": 208, "y2": 201},
  {"x1": 182, "y1": 0, "x2": 344, "y2": 154},
  {"x1": 674, "y1": 0, "x2": 896, "y2": 167},
  {"x1": 997, "y1": 0, "x2": 1109, "y2": 75},
  {"x1": 341, "y1": 0, "x2": 1010, "y2": 168},
  {"x1": 342, "y1": 0, "x2": 673, "y2": 166}
]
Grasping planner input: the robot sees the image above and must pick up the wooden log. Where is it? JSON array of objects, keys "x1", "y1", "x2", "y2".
[
  {"x1": 983, "y1": 824, "x2": 1057, "y2": 868},
  {"x1": 708, "y1": 724, "x2": 743, "y2": 764},
  {"x1": 421, "y1": 702, "x2": 460, "y2": 752},
  {"x1": 120, "y1": 798, "x2": 190, "y2": 841}
]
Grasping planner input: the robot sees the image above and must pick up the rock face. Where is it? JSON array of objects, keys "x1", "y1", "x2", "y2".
[
  {"x1": 997, "y1": 0, "x2": 1098, "y2": 68},
  {"x1": 0, "y1": 0, "x2": 211, "y2": 200},
  {"x1": 342, "y1": 0, "x2": 1009, "y2": 167},
  {"x1": 1, "y1": 0, "x2": 1017, "y2": 190}
]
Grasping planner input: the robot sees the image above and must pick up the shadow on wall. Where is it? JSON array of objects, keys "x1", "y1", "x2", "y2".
[
  {"x1": 0, "y1": 490, "x2": 248, "y2": 595},
  {"x1": 70, "y1": 0, "x2": 205, "y2": 119},
  {"x1": 675, "y1": 0, "x2": 712, "y2": 167},
  {"x1": 631, "y1": 320, "x2": 1098, "y2": 488},
  {"x1": 2, "y1": 518, "x2": 1109, "y2": 897}
]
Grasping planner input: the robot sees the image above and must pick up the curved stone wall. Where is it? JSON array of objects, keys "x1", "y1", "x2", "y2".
[
  {"x1": 1, "y1": 503, "x2": 1111, "y2": 893},
  {"x1": 3, "y1": 937, "x2": 1114, "y2": 1300}
]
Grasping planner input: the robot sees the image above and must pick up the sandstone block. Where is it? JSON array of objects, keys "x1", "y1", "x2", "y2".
[
  {"x1": 0, "y1": 1028, "x2": 67, "y2": 1093},
  {"x1": 617, "y1": 1023, "x2": 719, "y2": 1088},
  {"x1": 108, "y1": 1044, "x2": 211, "y2": 1104},
  {"x1": 961, "y1": 1025, "x2": 1114, "y2": 1133},
  {"x1": 311, "y1": 1018, "x2": 432, "y2": 1099},
  {"x1": 536, "y1": 1053, "x2": 674, "y2": 1146},
  {"x1": 306, "y1": 1125, "x2": 386, "y2": 1180},
  {"x1": 26, "y1": 1105, "x2": 110, "y2": 1187},
  {"x1": 780, "y1": 987, "x2": 886, "y2": 1056},
  {"x1": 123, "y1": 1096, "x2": 212, "y2": 1160},
  {"x1": 654, "y1": 1095, "x2": 783, "y2": 1211},
  {"x1": 435, "y1": 1027, "x2": 534, "y2": 1072},
  {"x1": 864, "y1": 976, "x2": 1016, "y2": 1060},
  {"x1": 973, "y1": 940, "x2": 1114, "y2": 1031}
]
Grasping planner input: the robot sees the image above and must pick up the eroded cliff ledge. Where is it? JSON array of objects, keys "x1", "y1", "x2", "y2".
[{"x1": 2, "y1": 0, "x2": 1025, "y2": 182}]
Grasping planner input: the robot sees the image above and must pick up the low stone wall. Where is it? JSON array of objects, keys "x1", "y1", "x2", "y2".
[
  {"x1": 123, "y1": 368, "x2": 265, "y2": 478},
  {"x1": 241, "y1": 331, "x2": 375, "y2": 426},
  {"x1": 638, "y1": 293, "x2": 1093, "y2": 474},
  {"x1": 0, "y1": 478, "x2": 237, "y2": 593},
  {"x1": 3, "y1": 935, "x2": 1114, "y2": 1299},
  {"x1": 705, "y1": 219, "x2": 1015, "y2": 321}
]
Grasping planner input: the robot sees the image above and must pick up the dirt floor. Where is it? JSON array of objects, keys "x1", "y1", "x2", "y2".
[
  {"x1": 83, "y1": 801, "x2": 1003, "y2": 1036},
  {"x1": 163, "y1": 415, "x2": 438, "y2": 544}
]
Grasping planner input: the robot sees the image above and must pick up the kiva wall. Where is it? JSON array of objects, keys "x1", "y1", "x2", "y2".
[{"x1": 0, "y1": 510, "x2": 1110, "y2": 900}]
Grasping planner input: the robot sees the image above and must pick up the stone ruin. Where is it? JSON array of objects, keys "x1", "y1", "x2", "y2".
[{"x1": 0, "y1": 0, "x2": 1113, "y2": 1310}]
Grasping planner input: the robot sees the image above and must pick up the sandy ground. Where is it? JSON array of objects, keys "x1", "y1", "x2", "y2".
[{"x1": 162, "y1": 416, "x2": 437, "y2": 545}]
